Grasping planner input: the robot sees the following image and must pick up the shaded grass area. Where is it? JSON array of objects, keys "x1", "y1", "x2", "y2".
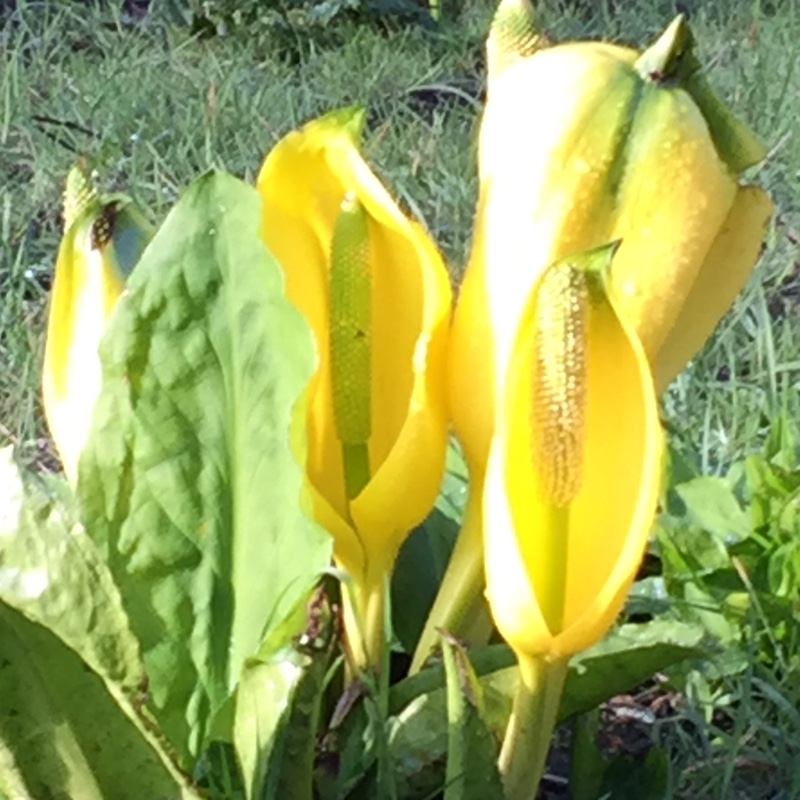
[{"x1": 2, "y1": 0, "x2": 800, "y2": 797}]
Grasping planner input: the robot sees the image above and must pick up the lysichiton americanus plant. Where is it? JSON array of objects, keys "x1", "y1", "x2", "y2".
[
  {"x1": 257, "y1": 108, "x2": 452, "y2": 672},
  {"x1": 4, "y1": 1, "x2": 776, "y2": 799},
  {"x1": 413, "y1": 0, "x2": 773, "y2": 672},
  {"x1": 483, "y1": 243, "x2": 663, "y2": 796}
]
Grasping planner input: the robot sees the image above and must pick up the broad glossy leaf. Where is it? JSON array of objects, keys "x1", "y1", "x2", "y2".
[
  {"x1": 679, "y1": 582, "x2": 741, "y2": 649},
  {"x1": 440, "y1": 439, "x2": 469, "y2": 520},
  {"x1": 656, "y1": 516, "x2": 731, "y2": 579},
  {"x1": 739, "y1": 445, "x2": 800, "y2": 539},
  {"x1": 558, "y1": 619, "x2": 705, "y2": 719},
  {"x1": 0, "y1": 603, "x2": 202, "y2": 800},
  {"x1": 79, "y1": 171, "x2": 332, "y2": 761},
  {"x1": 237, "y1": 661, "x2": 307, "y2": 800},
  {"x1": 568, "y1": 709, "x2": 605, "y2": 800},
  {"x1": 0, "y1": 447, "x2": 142, "y2": 691},
  {"x1": 441, "y1": 636, "x2": 504, "y2": 800},
  {"x1": 664, "y1": 438, "x2": 701, "y2": 487},
  {"x1": 390, "y1": 439, "x2": 467, "y2": 655},
  {"x1": 625, "y1": 576, "x2": 674, "y2": 619},
  {"x1": 768, "y1": 539, "x2": 800, "y2": 600},
  {"x1": 384, "y1": 621, "x2": 704, "y2": 797}
]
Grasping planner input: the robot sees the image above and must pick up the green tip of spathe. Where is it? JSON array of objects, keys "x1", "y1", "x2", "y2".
[
  {"x1": 566, "y1": 240, "x2": 621, "y2": 278},
  {"x1": 683, "y1": 69, "x2": 767, "y2": 172},
  {"x1": 318, "y1": 106, "x2": 367, "y2": 148},
  {"x1": 635, "y1": 14, "x2": 693, "y2": 84},
  {"x1": 635, "y1": 14, "x2": 766, "y2": 173},
  {"x1": 488, "y1": 0, "x2": 548, "y2": 73},
  {"x1": 63, "y1": 162, "x2": 98, "y2": 231},
  {"x1": 556, "y1": 241, "x2": 621, "y2": 305}
]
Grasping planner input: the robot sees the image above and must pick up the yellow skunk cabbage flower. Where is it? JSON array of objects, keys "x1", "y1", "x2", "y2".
[
  {"x1": 412, "y1": 2, "x2": 771, "y2": 672},
  {"x1": 485, "y1": 244, "x2": 662, "y2": 797},
  {"x1": 484, "y1": 243, "x2": 662, "y2": 659},
  {"x1": 43, "y1": 166, "x2": 152, "y2": 486},
  {"x1": 474, "y1": 9, "x2": 770, "y2": 400},
  {"x1": 257, "y1": 109, "x2": 452, "y2": 670}
]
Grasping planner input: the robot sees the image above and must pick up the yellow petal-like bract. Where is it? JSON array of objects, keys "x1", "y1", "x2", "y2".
[
  {"x1": 484, "y1": 246, "x2": 663, "y2": 659},
  {"x1": 414, "y1": 4, "x2": 772, "y2": 672},
  {"x1": 43, "y1": 167, "x2": 152, "y2": 485},
  {"x1": 257, "y1": 109, "x2": 452, "y2": 592},
  {"x1": 654, "y1": 185, "x2": 773, "y2": 389}
]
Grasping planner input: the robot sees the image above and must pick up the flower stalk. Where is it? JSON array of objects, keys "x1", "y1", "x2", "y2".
[
  {"x1": 410, "y1": 486, "x2": 486, "y2": 673},
  {"x1": 341, "y1": 572, "x2": 387, "y2": 679},
  {"x1": 498, "y1": 655, "x2": 568, "y2": 799}
]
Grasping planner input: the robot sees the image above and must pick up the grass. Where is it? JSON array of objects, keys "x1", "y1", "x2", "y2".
[{"x1": 1, "y1": 0, "x2": 800, "y2": 797}]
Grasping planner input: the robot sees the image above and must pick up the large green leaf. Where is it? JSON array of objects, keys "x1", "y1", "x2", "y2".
[
  {"x1": 556, "y1": 619, "x2": 705, "y2": 719},
  {"x1": 0, "y1": 447, "x2": 142, "y2": 692},
  {"x1": 668, "y1": 476, "x2": 750, "y2": 544},
  {"x1": 79, "y1": 171, "x2": 332, "y2": 761},
  {"x1": 0, "y1": 603, "x2": 203, "y2": 800},
  {"x1": 384, "y1": 620, "x2": 704, "y2": 798}
]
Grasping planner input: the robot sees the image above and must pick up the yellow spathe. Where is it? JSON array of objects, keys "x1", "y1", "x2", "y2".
[
  {"x1": 484, "y1": 249, "x2": 663, "y2": 659},
  {"x1": 43, "y1": 174, "x2": 150, "y2": 486},
  {"x1": 257, "y1": 108, "x2": 452, "y2": 591}
]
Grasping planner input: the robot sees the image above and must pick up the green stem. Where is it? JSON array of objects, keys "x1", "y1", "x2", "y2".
[
  {"x1": 341, "y1": 573, "x2": 386, "y2": 678},
  {"x1": 499, "y1": 655, "x2": 568, "y2": 800},
  {"x1": 410, "y1": 483, "x2": 488, "y2": 674}
]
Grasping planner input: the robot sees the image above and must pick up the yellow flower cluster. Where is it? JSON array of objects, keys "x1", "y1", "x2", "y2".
[{"x1": 43, "y1": 5, "x2": 770, "y2": 764}]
